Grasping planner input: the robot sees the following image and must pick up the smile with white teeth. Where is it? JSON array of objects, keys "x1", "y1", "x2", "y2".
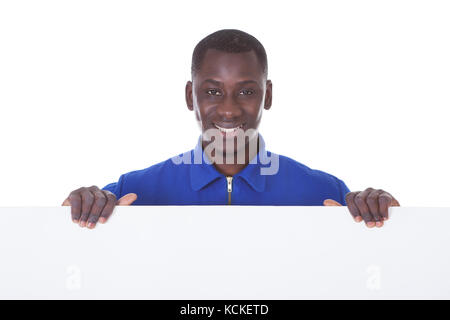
[{"x1": 214, "y1": 124, "x2": 244, "y2": 133}]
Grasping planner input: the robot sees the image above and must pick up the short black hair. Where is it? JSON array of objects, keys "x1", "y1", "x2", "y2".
[{"x1": 191, "y1": 29, "x2": 268, "y2": 79}]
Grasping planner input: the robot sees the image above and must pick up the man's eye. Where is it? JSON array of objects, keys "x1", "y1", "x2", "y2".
[
  {"x1": 239, "y1": 89, "x2": 254, "y2": 95},
  {"x1": 206, "y1": 89, "x2": 221, "y2": 96}
]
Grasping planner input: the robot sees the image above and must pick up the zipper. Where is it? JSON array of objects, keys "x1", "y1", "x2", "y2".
[{"x1": 226, "y1": 176, "x2": 233, "y2": 205}]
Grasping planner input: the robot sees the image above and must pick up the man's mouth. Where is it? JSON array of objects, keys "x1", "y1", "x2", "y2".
[{"x1": 213, "y1": 123, "x2": 245, "y2": 134}]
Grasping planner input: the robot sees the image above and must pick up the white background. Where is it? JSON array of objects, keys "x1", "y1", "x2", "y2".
[{"x1": 0, "y1": 0, "x2": 449, "y2": 206}]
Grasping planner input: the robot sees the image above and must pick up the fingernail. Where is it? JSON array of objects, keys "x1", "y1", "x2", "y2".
[
  {"x1": 73, "y1": 219, "x2": 79, "y2": 224},
  {"x1": 79, "y1": 221, "x2": 86, "y2": 227},
  {"x1": 376, "y1": 221, "x2": 383, "y2": 227},
  {"x1": 367, "y1": 222, "x2": 375, "y2": 228},
  {"x1": 87, "y1": 222, "x2": 95, "y2": 229},
  {"x1": 354, "y1": 216, "x2": 362, "y2": 222},
  {"x1": 99, "y1": 217, "x2": 106, "y2": 224}
]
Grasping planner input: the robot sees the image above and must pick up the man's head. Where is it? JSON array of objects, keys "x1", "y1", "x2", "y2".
[{"x1": 185, "y1": 29, "x2": 272, "y2": 159}]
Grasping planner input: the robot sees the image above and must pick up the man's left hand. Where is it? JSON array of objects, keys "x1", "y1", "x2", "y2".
[{"x1": 323, "y1": 188, "x2": 400, "y2": 228}]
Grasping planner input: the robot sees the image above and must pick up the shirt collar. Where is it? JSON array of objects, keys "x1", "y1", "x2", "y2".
[{"x1": 190, "y1": 133, "x2": 268, "y2": 192}]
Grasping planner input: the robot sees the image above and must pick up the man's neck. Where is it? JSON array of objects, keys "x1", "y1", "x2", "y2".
[{"x1": 213, "y1": 162, "x2": 248, "y2": 177}]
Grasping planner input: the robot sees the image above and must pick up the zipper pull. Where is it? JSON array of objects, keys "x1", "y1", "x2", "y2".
[
  {"x1": 226, "y1": 176, "x2": 233, "y2": 205},
  {"x1": 226, "y1": 176, "x2": 233, "y2": 193}
]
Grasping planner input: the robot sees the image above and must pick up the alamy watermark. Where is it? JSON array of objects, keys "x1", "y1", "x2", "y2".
[
  {"x1": 366, "y1": 264, "x2": 381, "y2": 291},
  {"x1": 171, "y1": 128, "x2": 279, "y2": 175},
  {"x1": 66, "y1": 265, "x2": 82, "y2": 291}
]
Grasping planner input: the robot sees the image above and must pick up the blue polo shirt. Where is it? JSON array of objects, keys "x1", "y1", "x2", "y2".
[{"x1": 102, "y1": 134, "x2": 350, "y2": 205}]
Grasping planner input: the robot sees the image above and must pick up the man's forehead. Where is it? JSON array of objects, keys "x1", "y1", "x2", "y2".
[
  {"x1": 202, "y1": 49, "x2": 259, "y2": 69},
  {"x1": 200, "y1": 78, "x2": 259, "y2": 86},
  {"x1": 195, "y1": 49, "x2": 264, "y2": 84}
]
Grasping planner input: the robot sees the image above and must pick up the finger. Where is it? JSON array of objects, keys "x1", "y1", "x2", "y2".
[
  {"x1": 378, "y1": 191, "x2": 400, "y2": 221},
  {"x1": 323, "y1": 199, "x2": 342, "y2": 206},
  {"x1": 68, "y1": 193, "x2": 82, "y2": 223},
  {"x1": 354, "y1": 188, "x2": 376, "y2": 227},
  {"x1": 99, "y1": 191, "x2": 117, "y2": 224},
  {"x1": 345, "y1": 192, "x2": 363, "y2": 222},
  {"x1": 366, "y1": 189, "x2": 384, "y2": 227},
  {"x1": 86, "y1": 189, "x2": 107, "y2": 229},
  {"x1": 378, "y1": 191, "x2": 393, "y2": 222},
  {"x1": 66, "y1": 186, "x2": 84, "y2": 222},
  {"x1": 79, "y1": 188, "x2": 95, "y2": 228},
  {"x1": 117, "y1": 193, "x2": 138, "y2": 206}
]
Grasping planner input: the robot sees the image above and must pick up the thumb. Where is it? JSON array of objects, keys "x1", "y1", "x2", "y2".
[
  {"x1": 116, "y1": 193, "x2": 138, "y2": 205},
  {"x1": 391, "y1": 198, "x2": 400, "y2": 207},
  {"x1": 323, "y1": 199, "x2": 343, "y2": 206},
  {"x1": 62, "y1": 198, "x2": 70, "y2": 206}
]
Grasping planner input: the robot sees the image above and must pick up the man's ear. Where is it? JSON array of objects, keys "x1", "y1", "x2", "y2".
[
  {"x1": 264, "y1": 79, "x2": 272, "y2": 110},
  {"x1": 185, "y1": 80, "x2": 194, "y2": 111}
]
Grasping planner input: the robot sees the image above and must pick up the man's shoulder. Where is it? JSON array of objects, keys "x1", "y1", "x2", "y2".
[
  {"x1": 120, "y1": 150, "x2": 193, "y2": 180},
  {"x1": 276, "y1": 153, "x2": 344, "y2": 185},
  {"x1": 271, "y1": 152, "x2": 349, "y2": 204}
]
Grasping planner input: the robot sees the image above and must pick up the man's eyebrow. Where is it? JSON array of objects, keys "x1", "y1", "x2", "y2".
[{"x1": 201, "y1": 79, "x2": 259, "y2": 86}]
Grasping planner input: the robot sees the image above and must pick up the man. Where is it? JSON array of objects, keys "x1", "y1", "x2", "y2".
[{"x1": 62, "y1": 29, "x2": 400, "y2": 229}]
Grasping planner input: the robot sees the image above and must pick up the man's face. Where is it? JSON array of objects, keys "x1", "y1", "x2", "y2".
[{"x1": 186, "y1": 49, "x2": 272, "y2": 156}]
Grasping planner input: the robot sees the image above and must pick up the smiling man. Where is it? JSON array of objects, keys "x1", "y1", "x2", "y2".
[{"x1": 62, "y1": 29, "x2": 400, "y2": 229}]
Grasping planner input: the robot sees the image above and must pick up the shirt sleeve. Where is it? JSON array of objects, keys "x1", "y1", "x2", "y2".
[
  {"x1": 336, "y1": 178, "x2": 350, "y2": 206},
  {"x1": 101, "y1": 174, "x2": 125, "y2": 199}
]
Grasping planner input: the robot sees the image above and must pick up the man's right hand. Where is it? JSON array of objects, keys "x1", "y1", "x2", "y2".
[{"x1": 61, "y1": 186, "x2": 137, "y2": 229}]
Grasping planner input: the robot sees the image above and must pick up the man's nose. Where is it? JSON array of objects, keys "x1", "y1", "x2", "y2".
[{"x1": 216, "y1": 95, "x2": 243, "y2": 119}]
